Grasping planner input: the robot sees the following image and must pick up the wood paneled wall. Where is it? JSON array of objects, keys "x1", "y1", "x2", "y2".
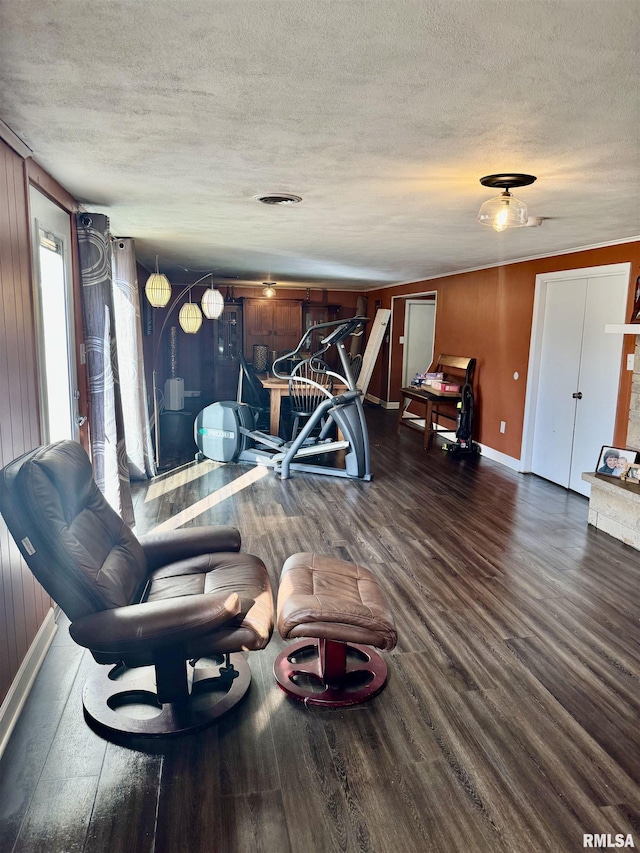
[
  {"x1": 367, "y1": 242, "x2": 640, "y2": 459},
  {"x1": 0, "y1": 139, "x2": 52, "y2": 706}
]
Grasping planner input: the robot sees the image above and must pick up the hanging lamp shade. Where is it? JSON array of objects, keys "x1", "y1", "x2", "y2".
[
  {"x1": 145, "y1": 271, "x2": 171, "y2": 307},
  {"x1": 477, "y1": 190, "x2": 528, "y2": 231},
  {"x1": 477, "y1": 173, "x2": 536, "y2": 232},
  {"x1": 201, "y1": 287, "x2": 225, "y2": 319},
  {"x1": 262, "y1": 282, "x2": 277, "y2": 298},
  {"x1": 178, "y1": 301, "x2": 202, "y2": 334},
  {"x1": 145, "y1": 257, "x2": 171, "y2": 307}
]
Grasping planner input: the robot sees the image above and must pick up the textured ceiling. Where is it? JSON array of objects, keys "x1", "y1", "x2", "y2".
[{"x1": 1, "y1": 0, "x2": 639, "y2": 291}]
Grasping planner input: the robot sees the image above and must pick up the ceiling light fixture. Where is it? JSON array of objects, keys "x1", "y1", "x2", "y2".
[
  {"x1": 144, "y1": 255, "x2": 171, "y2": 307},
  {"x1": 262, "y1": 282, "x2": 277, "y2": 298},
  {"x1": 477, "y1": 173, "x2": 537, "y2": 232},
  {"x1": 201, "y1": 276, "x2": 225, "y2": 319}
]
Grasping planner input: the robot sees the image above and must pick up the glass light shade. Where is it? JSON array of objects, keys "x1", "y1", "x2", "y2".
[
  {"x1": 477, "y1": 190, "x2": 528, "y2": 232},
  {"x1": 145, "y1": 272, "x2": 171, "y2": 307},
  {"x1": 262, "y1": 284, "x2": 276, "y2": 298},
  {"x1": 201, "y1": 287, "x2": 224, "y2": 319},
  {"x1": 178, "y1": 301, "x2": 202, "y2": 334}
]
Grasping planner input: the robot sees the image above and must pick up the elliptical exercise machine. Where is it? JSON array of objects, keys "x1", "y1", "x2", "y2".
[{"x1": 194, "y1": 316, "x2": 373, "y2": 480}]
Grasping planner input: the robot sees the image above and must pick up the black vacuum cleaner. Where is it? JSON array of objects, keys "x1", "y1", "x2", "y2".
[{"x1": 442, "y1": 383, "x2": 478, "y2": 456}]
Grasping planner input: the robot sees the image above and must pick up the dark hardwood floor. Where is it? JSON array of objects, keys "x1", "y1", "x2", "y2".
[{"x1": 1, "y1": 406, "x2": 639, "y2": 852}]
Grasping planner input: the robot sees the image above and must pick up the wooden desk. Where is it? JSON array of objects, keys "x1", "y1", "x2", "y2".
[
  {"x1": 259, "y1": 374, "x2": 347, "y2": 436},
  {"x1": 397, "y1": 385, "x2": 461, "y2": 449}
]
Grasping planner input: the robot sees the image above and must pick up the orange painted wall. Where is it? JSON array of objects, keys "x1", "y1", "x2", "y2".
[{"x1": 366, "y1": 242, "x2": 640, "y2": 460}]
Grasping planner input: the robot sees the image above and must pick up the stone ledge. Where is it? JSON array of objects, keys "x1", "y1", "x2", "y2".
[
  {"x1": 581, "y1": 471, "x2": 640, "y2": 502},
  {"x1": 582, "y1": 471, "x2": 640, "y2": 550}
]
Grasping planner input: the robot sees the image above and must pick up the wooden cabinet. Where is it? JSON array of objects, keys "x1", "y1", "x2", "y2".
[
  {"x1": 303, "y1": 303, "x2": 340, "y2": 367},
  {"x1": 243, "y1": 298, "x2": 302, "y2": 363},
  {"x1": 200, "y1": 301, "x2": 243, "y2": 404}
]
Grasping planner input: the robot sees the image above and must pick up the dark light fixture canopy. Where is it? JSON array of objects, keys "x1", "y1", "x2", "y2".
[
  {"x1": 478, "y1": 173, "x2": 537, "y2": 232},
  {"x1": 479, "y1": 173, "x2": 537, "y2": 190}
]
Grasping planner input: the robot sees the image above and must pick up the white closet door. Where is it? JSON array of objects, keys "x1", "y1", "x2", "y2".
[
  {"x1": 568, "y1": 274, "x2": 626, "y2": 493},
  {"x1": 531, "y1": 269, "x2": 627, "y2": 496},
  {"x1": 531, "y1": 278, "x2": 587, "y2": 487}
]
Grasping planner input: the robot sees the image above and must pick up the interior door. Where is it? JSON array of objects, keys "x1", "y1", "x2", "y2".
[
  {"x1": 402, "y1": 299, "x2": 436, "y2": 385},
  {"x1": 569, "y1": 273, "x2": 628, "y2": 492},
  {"x1": 29, "y1": 186, "x2": 79, "y2": 443},
  {"x1": 531, "y1": 270, "x2": 627, "y2": 496},
  {"x1": 531, "y1": 278, "x2": 586, "y2": 487}
]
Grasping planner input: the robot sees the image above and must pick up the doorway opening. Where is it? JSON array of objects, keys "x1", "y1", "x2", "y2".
[
  {"x1": 401, "y1": 298, "x2": 436, "y2": 386},
  {"x1": 388, "y1": 291, "x2": 437, "y2": 404}
]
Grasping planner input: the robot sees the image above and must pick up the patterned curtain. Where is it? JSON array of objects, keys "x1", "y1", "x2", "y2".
[
  {"x1": 76, "y1": 213, "x2": 135, "y2": 526},
  {"x1": 111, "y1": 239, "x2": 156, "y2": 480}
]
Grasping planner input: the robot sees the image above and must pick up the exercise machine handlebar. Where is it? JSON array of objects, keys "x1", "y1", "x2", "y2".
[{"x1": 271, "y1": 316, "x2": 369, "y2": 380}]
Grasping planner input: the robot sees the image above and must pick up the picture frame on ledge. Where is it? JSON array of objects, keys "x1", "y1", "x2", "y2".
[
  {"x1": 621, "y1": 462, "x2": 640, "y2": 483},
  {"x1": 595, "y1": 446, "x2": 639, "y2": 479},
  {"x1": 631, "y1": 273, "x2": 640, "y2": 323}
]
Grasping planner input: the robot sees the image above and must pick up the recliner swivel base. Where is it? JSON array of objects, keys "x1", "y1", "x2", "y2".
[{"x1": 82, "y1": 652, "x2": 251, "y2": 738}]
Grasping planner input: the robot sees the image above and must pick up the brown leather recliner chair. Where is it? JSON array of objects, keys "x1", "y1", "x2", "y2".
[{"x1": 0, "y1": 440, "x2": 274, "y2": 740}]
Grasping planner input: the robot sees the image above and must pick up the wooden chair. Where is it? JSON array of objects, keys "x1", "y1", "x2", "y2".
[
  {"x1": 429, "y1": 355, "x2": 476, "y2": 432},
  {"x1": 288, "y1": 358, "x2": 334, "y2": 439},
  {"x1": 397, "y1": 355, "x2": 476, "y2": 449},
  {"x1": 349, "y1": 353, "x2": 363, "y2": 383},
  {"x1": 238, "y1": 352, "x2": 271, "y2": 430}
]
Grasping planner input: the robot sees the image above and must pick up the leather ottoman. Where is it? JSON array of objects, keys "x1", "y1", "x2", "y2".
[{"x1": 274, "y1": 553, "x2": 397, "y2": 707}]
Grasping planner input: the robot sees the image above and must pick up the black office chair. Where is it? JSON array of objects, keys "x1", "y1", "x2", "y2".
[
  {"x1": 288, "y1": 358, "x2": 334, "y2": 440},
  {"x1": 238, "y1": 352, "x2": 271, "y2": 431},
  {"x1": 0, "y1": 440, "x2": 274, "y2": 740}
]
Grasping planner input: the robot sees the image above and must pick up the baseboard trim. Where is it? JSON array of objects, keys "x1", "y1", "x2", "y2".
[
  {"x1": 477, "y1": 444, "x2": 522, "y2": 471},
  {"x1": 365, "y1": 402, "x2": 523, "y2": 471},
  {"x1": 0, "y1": 607, "x2": 57, "y2": 760},
  {"x1": 365, "y1": 395, "x2": 400, "y2": 410}
]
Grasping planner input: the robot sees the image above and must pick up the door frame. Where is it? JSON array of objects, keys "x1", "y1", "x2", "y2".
[
  {"x1": 401, "y1": 299, "x2": 436, "y2": 387},
  {"x1": 29, "y1": 186, "x2": 80, "y2": 443},
  {"x1": 521, "y1": 262, "x2": 632, "y2": 472},
  {"x1": 387, "y1": 290, "x2": 437, "y2": 404}
]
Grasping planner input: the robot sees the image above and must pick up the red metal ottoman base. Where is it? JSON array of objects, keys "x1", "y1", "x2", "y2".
[{"x1": 273, "y1": 638, "x2": 389, "y2": 707}]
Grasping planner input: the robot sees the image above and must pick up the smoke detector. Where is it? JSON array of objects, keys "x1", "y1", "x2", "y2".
[{"x1": 254, "y1": 193, "x2": 302, "y2": 205}]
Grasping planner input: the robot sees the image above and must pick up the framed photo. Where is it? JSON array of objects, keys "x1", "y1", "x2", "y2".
[
  {"x1": 621, "y1": 462, "x2": 640, "y2": 483},
  {"x1": 632, "y1": 273, "x2": 640, "y2": 323},
  {"x1": 596, "y1": 446, "x2": 639, "y2": 478}
]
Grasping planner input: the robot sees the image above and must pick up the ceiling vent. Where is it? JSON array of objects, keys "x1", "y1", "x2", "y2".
[{"x1": 255, "y1": 193, "x2": 302, "y2": 205}]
